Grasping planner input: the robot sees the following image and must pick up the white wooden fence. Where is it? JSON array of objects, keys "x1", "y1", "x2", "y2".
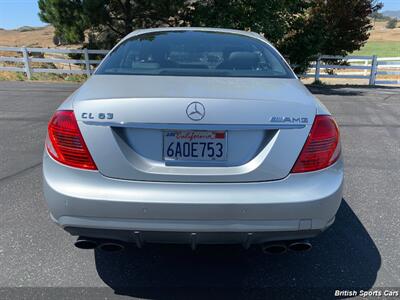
[
  {"x1": 304, "y1": 55, "x2": 400, "y2": 85},
  {"x1": 1, "y1": 46, "x2": 399, "y2": 85},
  {"x1": 0, "y1": 46, "x2": 108, "y2": 79}
]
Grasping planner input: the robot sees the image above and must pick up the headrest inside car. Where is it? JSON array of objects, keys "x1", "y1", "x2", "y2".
[{"x1": 225, "y1": 51, "x2": 259, "y2": 69}]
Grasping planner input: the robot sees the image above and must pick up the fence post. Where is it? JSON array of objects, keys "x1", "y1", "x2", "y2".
[
  {"x1": 315, "y1": 56, "x2": 321, "y2": 81},
  {"x1": 21, "y1": 47, "x2": 31, "y2": 80},
  {"x1": 369, "y1": 55, "x2": 378, "y2": 85},
  {"x1": 83, "y1": 48, "x2": 91, "y2": 76},
  {"x1": 364, "y1": 59, "x2": 368, "y2": 76}
]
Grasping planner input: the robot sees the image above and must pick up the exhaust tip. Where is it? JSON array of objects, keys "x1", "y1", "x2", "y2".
[
  {"x1": 261, "y1": 243, "x2": 287, "y2": 255},
  {"x1": 74, "y1": 238, "x2": 98, "y2": 250},
  {"x1": 98, "y1": 242, "x2": 124, "y2": 252},
  {"x1": 288, "y1": 241, "x2": 312, "y2": 252}
]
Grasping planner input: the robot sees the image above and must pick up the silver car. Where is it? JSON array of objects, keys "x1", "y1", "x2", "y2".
[{"x1": 43, "y1": 28, "x2": 343, "y2": 252}]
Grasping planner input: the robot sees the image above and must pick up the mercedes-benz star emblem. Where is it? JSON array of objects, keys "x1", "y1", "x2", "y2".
[{"x1": 186, "y1": 102, "x2": 205, "y2": 121}]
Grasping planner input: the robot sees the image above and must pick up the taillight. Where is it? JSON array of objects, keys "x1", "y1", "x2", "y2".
[
  {"x1": 291, "y1": 115, "x2": 340, "y2": 173},
  {"x1": 46, "y1": 110, "x2": 97, "y2": 170}
]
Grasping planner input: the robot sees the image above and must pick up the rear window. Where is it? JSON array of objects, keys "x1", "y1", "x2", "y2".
[{"x1": 96, "y1": 31, "x2": 294, "y2": 78}]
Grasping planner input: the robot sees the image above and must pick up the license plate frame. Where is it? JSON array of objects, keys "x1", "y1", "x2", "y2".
[{"x1": 163, "y1": 130, "x2": 228, "y2": 162}]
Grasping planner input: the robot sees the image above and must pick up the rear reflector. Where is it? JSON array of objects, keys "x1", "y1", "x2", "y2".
[
  {"x1": 291, "y1": 115, "x2": 340, "y2": 173},
  {"x1": 46, "y1": 110, "x2": 97, "y2": 170}
]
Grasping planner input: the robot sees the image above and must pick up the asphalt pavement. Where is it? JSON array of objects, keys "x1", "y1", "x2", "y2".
[{"x1": 0, "y1": 81, "x2": 399, "y2": 299}]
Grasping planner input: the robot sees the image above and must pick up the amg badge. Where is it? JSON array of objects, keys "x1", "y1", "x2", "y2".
[{"x1": 270, "y1": 116, "x2": 308, "y2": 124}]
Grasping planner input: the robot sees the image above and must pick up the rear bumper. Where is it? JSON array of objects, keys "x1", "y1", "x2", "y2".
[
  {"x1": 43, "y1": 152, "x2": 343, "y2": 244},
  {"x1": 64, "y1": 226, "x2": 324, "y2": 246}
]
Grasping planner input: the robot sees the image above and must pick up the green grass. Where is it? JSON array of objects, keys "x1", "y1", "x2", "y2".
[{"x1": 352, "y1": 41, "x2": 400, "y2": 57}]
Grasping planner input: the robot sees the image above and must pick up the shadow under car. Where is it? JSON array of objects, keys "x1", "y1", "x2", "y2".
[{"x1": 93, "y1": 200, "x2": 380, "y2": 299}]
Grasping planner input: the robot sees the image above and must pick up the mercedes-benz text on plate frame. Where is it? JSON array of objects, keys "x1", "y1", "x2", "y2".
[{"x1": 43, "y1": 28, "x2": 343, "y2": 249}]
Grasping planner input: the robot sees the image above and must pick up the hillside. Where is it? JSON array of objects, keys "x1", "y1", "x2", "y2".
[
  {"x1": 369, "y1": 21, "x2": 400, "y2": 42},
  {"x1": 0, "y1": 26, "x2": 57, "y2": 48},
  {"x1": 1, "y1": 19, "x2": 399, "y2": 47},
  {"x1": 382, "y1": 10, "x2": 400, "y2": 19},
  {"x1": 352, "y1": 21, "x2": 400, "y2": 57},
  {"x1": 0, "y1": 26, "x2": 84, "y2": 82},
  {"x1": 0, "y1": 20, "x2": 399, "y2": 50}
]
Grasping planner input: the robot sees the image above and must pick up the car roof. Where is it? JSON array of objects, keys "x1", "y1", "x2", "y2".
[{"x1": 122, "y1": 27, "x2": 267, "y2": 43}]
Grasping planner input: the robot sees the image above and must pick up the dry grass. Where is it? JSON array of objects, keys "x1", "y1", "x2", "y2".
[
  {"x1": 0, "y1": 71, "x2": 25, "y2": 81},
  {"x1": 0, "y1": 26, "x2": 56, "y2": 48},
  {"x1": 368, "y1": 21, "x2": 400, "y2": 42},
  {"x1": 0, "y1": 26, "x2": 80, "y2": 49},
  {"x1": 352, "y1": 21, "x2": 400, "y2": 57}
]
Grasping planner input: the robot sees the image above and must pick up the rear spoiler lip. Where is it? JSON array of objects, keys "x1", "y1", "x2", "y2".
[{"x1": 80, "y1": 121, "x2": 306, "y2": 130}]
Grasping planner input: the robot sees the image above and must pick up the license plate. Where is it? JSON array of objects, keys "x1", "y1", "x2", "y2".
[{"x1": 163, "y1": 130, "x2": 227, "y2": 161}]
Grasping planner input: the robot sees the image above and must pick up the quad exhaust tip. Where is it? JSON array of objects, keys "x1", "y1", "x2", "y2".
[
  {"x1": 74, "y1": 237, "x2": 125, "y2": 252},
  {"x1": 261, "y1": 243, "x2": 288, "y2": 255},
  {"x1": 74, "y1": 238, "x2": 98, "y2": 250},
  {"x1": 261, "y1": 240, "x2": 312, "y2": 254},
  {"x1": 288, "y1": 241, "x2": 312, "y2": 252},
  {"x1": 74, "y1": 237, "x2": 311, "y2": 254},
  {"x1": 98, "y1": 242, "x2": 125, "y2": 252}
]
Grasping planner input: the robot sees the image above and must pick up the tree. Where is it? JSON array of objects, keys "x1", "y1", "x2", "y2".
[
  {"x1": 191, "y1": 0, "x2": 382, "y2": 72},
  {"x1": 39, "y1": 0, "x2": 383, "y2": 72},
  {"x1": 38, "y1": 0, "x2": 192, "y2": 48},
  {"x1": 190, "y1": 0, "x2": 309, "y2": 45},
  {"x1": 38, "y1": 0, "x2": 88, "y2": 45},
  {"x1": 281, "y1": 0, "x2": 383, "y2": 72},
  {"x1": 386, "y1": 18, "x2": 398, "y2": 29}
]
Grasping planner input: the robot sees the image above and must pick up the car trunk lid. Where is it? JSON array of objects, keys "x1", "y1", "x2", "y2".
[{"x1": 73, "y1": 75, "x2": 316, "y2": 182}]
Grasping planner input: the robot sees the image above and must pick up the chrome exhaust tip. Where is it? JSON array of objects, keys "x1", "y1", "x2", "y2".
[
  {"x1": 261, "y1": 243, "x2": 288, "y2": 255},
  {"x1": 98, "y1": 242, "x2": 125, "y2": 252},
  {"x1": 74, "y1": 237, "x2": 98, "y2": 250},
  {"x1": 288, "y1": 241, "x2": 312, "y2": 252}
]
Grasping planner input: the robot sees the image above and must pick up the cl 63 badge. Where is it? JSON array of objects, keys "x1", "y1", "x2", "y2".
[{"x1": 81, "y1": 112, "x2": 114, "y2": 120}]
